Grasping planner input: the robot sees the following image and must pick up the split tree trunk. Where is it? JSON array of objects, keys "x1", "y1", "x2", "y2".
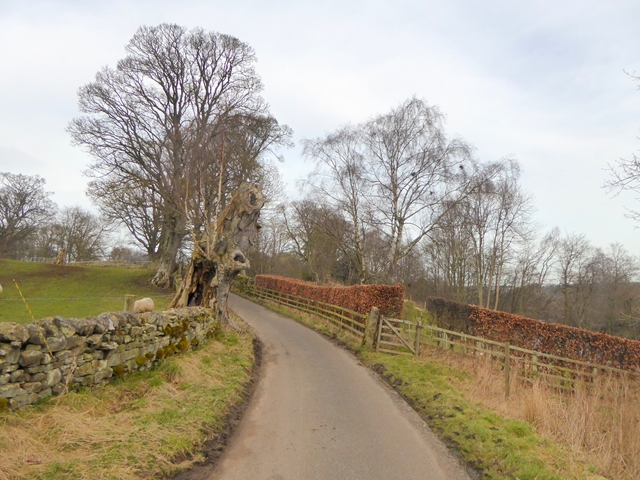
[{"x1": 170, "y1": 183, "x2": 264, "y2": 328}]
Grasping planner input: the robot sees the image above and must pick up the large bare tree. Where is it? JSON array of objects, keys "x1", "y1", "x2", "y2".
[
  {"x1": 363, "y1": 97, "x2": 473, "y2": 281},
  {"x1": 303, "y1": 125, "x2": 371, "y2": 284},
  {"x1": 69, "y1": 24, "x2": 290, "y2": 289},
  {"x1": 300, "y1": 97, "x2": 474, "y2": 284},
  {"x1": 460, "y1": 159, "x2": 534, "y2": 308},
  {"x1": 87, "y1": 176, "x2": 164, "y2": 260},
  {"x1": 51, "y1": 206, "x2": 111, "y2": 262},
  {"x1": 281, "y1": 200, "x2": 348, "y2": 283},
  {"x1": 0, "y1": 172, "x2": 55, "y2": 258}
]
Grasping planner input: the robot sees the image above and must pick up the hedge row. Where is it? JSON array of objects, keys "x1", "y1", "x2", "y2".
[
  {"x1": 254, "y1": 275, "x2": 404, "y2": 317},
  {"x1": 426, "y1": 297, "x2": 640, "y2": 371}
]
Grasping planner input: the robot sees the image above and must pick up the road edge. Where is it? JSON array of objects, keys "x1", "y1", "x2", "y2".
[
  {"x1": 172, "y1": 329, "x2": 263, "y2": 480},
  {"x1": 240, "y1": 294, "x2": 480, "y2": 479}
]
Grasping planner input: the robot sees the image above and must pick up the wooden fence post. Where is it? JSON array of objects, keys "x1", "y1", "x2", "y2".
[
  {"x1": 504, "y1": 342, "x2": 511, "y2": 398},
  {"x1": 375, "y1": 314, "x2": 384, "y2": 353},
  {"x1": 363, "y1": 306, "x2": 380, "y2": 349},
  {"x1": 414, "y1": 321, "x2": 423, "y2": 356},
  {"x1": 124, "y1": 294, "x2": 135, "y2": 312}
]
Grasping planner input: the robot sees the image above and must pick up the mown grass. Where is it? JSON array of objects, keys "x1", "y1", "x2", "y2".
[
  {"x1": 0, "y1": 316, "x2": 255, "y2": 479},
  {"x1": 0, "y1": 260, "x2": 172, "y2": 323},
  {"x1": 250, "y1": 296, "x2": 606, "y2": 480}
]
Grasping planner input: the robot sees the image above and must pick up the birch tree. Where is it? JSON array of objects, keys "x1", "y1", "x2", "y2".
[
  {"x1": 303, "y1": 126, "x2": 371, "y2": 283},
  {"x1": 362, "y1": 97, "x2": 473, "y2": 281}
]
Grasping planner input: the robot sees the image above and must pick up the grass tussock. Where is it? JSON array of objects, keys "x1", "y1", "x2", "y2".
[
  {"x1": 0, "y1": 316, "x2": 255, "y2": 480},
  {"x1": 253, "y1": 296, "x2": 611, "y2": 480},
  {"x1": 435, "y1": 349, "x2": 640, "y2": 480}
]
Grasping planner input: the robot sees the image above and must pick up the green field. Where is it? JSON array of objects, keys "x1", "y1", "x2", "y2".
[{"x1": 0, "y1": 260, "x2": 173, "y2": 323}]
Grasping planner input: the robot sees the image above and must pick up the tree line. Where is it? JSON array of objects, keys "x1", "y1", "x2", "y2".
[
  {"x1": 0, "y1": 172, "x2": 114, "y2": 262},
  {"x1": 2, "y1": 23, "x2": 639, "y2": 337},
  {"x1": 246, "y1": 98, "x2": 640, "y2": 339}
]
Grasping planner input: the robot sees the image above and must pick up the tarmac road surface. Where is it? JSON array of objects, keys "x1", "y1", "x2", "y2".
[{"x1": 210, "y1": 294, "x2": 471, "y2": 480}]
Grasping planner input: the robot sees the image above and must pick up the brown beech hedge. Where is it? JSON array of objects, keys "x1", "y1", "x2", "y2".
[
  {"x1": 426, "y1": 297, "x2": 640, "y2": 371},
  {"x1": 254, "y1": 275, "x2": 404, "y2": 317}
]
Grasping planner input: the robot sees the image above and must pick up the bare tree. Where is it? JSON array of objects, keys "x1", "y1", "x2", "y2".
[
  {"x1": 506, "y1": 228, "x2": 560, "y2": 317},
  {"x1": 0, "y1": 172, "x2": 56, "y2": 258},
  {"x1": 246, "y1": 206, "x2": 292, "y2": 275},
  {"x1": 362, "y1": 97, "x2": 473, "y2": 281},
  {"x1": 555, "y1": 233, "x2": 602, "y2": 327},
  {"x1": 26, "y1": 223, "x2": 58, "y2": 259},
  {"x1": 300, "y1": 97, "x2": 474, "y2": 284},
  {"x1": 604, "y1": 72, "x2": 640, "y2": 221},
  {"x1": 51, "y1": 206, "x2": 111, "y2": 262},
  {"x1": 303, "y1": 125, "x2": 371, "y2": 283},
  {"x1": 69, "y1": 24, "x2": 290, "y2": 289},
  {"x1": 599, "y1": 243, "x2": 640, "y2": 334},
  {"x1": 461, "y1": 159, "x2": 534, "y2": 308},
  {"x1": 281, "y1": 200, "x2": 347, "y2": 283},
  {"x1": 87, "y1": 176, "x2": 164, "y2": 260},
  {"x1": 423, "y1": 203, "x2": 474, "y2": 302}
]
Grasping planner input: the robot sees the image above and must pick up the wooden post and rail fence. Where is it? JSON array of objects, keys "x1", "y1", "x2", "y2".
[{"x1": 245, "y1": 284, "x2": 640, "y2": 398}]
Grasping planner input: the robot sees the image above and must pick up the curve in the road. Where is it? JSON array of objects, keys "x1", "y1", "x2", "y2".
[{"x1": 211, "y1": 294, "x2": 471, "y2": 480}]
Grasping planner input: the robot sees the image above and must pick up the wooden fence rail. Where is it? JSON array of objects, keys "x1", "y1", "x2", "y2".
[
  {"x1": 252, "y1": 285, "x2": 368, "y2": 339},
  {"x1": 248, "y1": 285, "x2": 640, "y2": 396}
]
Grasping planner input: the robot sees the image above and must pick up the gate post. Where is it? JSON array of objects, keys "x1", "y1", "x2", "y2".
[
  {"x1": 414, "y1": 321, "x2": 423, "y2": 356},
  {"x1": 504, "y1": 342, "x2": 511, "y2": 398},
  {"x1": 363, "y1": 306, "x2": 380, "y2": 349},
  {"x1": 124, "y1": 294, "x2": 135, "y2": 312}
]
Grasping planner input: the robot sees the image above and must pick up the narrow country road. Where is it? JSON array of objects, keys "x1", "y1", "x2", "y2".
[{"x1": 211, "y1": 294, "x2": 471, "y2": 480}]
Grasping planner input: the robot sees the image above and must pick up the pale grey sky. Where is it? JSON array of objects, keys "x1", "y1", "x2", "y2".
[{"x1": 1, "y1": 0, "x2": 640, "y2": 251}]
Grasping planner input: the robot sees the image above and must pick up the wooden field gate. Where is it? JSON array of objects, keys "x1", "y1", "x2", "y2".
[{"x1": 376, "y1": 316, "x2": 423, "y2": 356}]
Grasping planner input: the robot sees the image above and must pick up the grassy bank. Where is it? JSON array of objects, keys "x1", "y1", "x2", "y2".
[
  {"x1": 0, "y1": 317, "x2": 256, "y2": 479},
  {"x1": 250, "y1": 296, "x2": 609, "y2": 480},
  {"x1": 0, "y1": 260, "x2": 172, "y2": 323}
]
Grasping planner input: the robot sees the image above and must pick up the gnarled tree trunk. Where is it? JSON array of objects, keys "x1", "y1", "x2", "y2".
[{"x1": 170, "y1": 183, "x2": 264, "y2": 328}]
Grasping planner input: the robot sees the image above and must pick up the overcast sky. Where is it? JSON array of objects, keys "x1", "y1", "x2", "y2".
[{"x1": 1, "y1": 0, "x2": 640, "y2": 252}]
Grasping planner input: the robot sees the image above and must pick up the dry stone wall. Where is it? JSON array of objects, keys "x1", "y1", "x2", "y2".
[{"x1": 0, "y1": 307, "x2": 218, "y2": 410}]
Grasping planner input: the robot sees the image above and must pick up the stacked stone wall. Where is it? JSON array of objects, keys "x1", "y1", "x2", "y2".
[{"x1": 0, "y1": 307, "x2": 218, "y2": 409}]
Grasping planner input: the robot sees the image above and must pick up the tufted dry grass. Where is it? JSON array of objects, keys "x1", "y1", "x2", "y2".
[
  {"x1": 0, "y1": 317, "x2": 254, "y2": 480},
  {"x1": 430, "y1": 348, "x2": 640, "y2": 480}
]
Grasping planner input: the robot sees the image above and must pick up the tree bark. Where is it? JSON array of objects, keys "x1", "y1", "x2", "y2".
[
  {"x1": 170, "y1": 183, "x2": 264, "y2": 328},
  {"x1": 151, "y1": 220, "x2": 185, "y2": 290}
]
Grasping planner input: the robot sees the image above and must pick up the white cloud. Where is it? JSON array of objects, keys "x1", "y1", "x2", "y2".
[{"x1": 0, "y1": 0, "x2": 639, "y2": 252}]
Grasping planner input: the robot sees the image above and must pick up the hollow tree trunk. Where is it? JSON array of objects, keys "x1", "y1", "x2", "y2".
[{"x1": 170, "y1": 183, "x2": 264, "y2": 328}]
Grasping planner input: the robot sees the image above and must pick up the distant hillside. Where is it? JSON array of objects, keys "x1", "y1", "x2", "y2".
[{"x1": 0, "y1": 260, "x2": 172, "y2": 323}]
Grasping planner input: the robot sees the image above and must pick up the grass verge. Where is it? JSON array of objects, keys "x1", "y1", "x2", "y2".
[
  {"x1": 0, "y1": 315, "x2": 257, "y2": 479},
  {"x1": 0, "y1": 260, "x2": 172, "y2": 323},
  {"x1": 248, "y1": 295, "x2": 608, "y2": 480}
]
